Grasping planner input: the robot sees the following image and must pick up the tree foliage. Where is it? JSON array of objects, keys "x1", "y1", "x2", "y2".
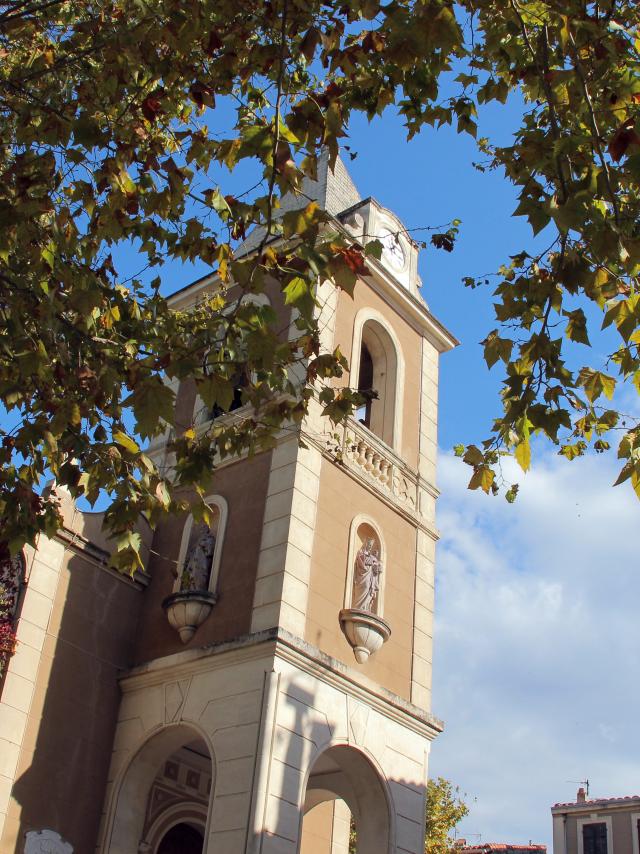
[
  {"x1": 1, "y1": 0, "x2": 640, "y2": 566},
  {"x1": 349, "y1": 776, "x2": 468, "y2": 853},
  {"x1": 425, "y1": 776, "x2": 470, "y2": 854}
]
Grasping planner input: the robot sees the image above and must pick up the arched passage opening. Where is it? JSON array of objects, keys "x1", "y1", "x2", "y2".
[
  {"x1": 156, "y1": 821, "x2": 204, "y2": 854},
  {"x1": 299, "y1": 745, "x2": 392, "y2": 854},
  {"x1": 103, "y1": 724, "x2": 213, "y2": 854}
]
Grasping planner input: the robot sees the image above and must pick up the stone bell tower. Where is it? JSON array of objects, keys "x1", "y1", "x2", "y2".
[{"x1": 93, "y1": 154, "x2": 457, "y2": 854}]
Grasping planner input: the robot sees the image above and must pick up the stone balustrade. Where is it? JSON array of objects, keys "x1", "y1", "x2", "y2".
[{"x1": 338, "y1": 419, "x2": 419, "y2": 517}]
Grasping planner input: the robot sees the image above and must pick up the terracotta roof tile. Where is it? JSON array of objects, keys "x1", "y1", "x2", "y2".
[
  {"x1": 458, "y1": 845, "x2": 546, "y2": 852},
  {"x1": 552, "y1": 795, "x2": 640, "y2": 808}
]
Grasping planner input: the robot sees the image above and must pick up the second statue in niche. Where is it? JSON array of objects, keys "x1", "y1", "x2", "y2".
[
  {"x1": 181, "y1": 526, "x2": 216, "y2": 591},
  {"x1": 352, "y1": 538, "x2": 383, "y2": 613}
]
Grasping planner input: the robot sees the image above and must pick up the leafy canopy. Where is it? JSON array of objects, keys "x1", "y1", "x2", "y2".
[{"x1": 1, "y1": 0, "x2": 640, "y2": 567}]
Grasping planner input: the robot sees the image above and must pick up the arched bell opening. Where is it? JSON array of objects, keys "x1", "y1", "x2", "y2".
[
  {"x1": 351, "y1": 310, "x2": 404, "y2": 452},
  {"x1": 299, "y1": 744, "x2": 392, "y2": 854},
  {"x1": 103, "y1": 724, "x2": 214, "y2": 854}
]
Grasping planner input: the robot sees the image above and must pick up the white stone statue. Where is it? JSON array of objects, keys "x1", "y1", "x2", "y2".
[
  {"x1": 352, "y1": 538, "x2": 382, "y2": 612},
  {"x1": 182, "y1": 526, "x2": 216, "y2": 591},
  {"x1": 24, "y1": 829, "x2": 73, "y2": 854}
]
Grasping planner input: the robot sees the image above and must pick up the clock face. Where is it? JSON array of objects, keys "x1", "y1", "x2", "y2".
[{"x1": 380, "y1": 228, "x2": 406, "y2": 271}]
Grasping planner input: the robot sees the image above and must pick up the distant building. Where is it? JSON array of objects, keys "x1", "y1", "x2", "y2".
[
  {"x1": 455, "y1": 842, "x2": 546, "y2": 854},
  {"x1": 552, "y1": 788, "x2": 640, "y2": 854}
]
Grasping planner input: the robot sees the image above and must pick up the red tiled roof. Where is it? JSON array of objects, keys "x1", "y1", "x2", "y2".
[
  {"x1": 458, "y1": 846, "x2": 546, "y2": 852},
  {"x1": 553, "y1": 795, "x2": 640, "y2": 808}
]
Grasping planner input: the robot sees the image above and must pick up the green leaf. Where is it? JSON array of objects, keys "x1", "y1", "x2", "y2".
[
  {"x1": 482, "y1": 330, "x2": 513, "y2": 368},
  {"x1": 364, "y1": 239, "x2": 383, "y2": 260},
  {"x1": 283, "y1": 276, "x2": 308, "y2": 305},
  {"x1": 124, "y1": 378, "x2": 175, "y2": 439},
  {"x1": 563, "y1": 309, "x2": 590, "y2": 345},
  {"x1": 282, "y1": 203, "x2": 322, "y2": 238},
  {"x1": 577, "y1": 369, "x2": 617, "y2": 402}
]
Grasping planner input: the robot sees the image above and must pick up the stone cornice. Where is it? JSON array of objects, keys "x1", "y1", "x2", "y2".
[
  {"x1": 165, "y1": 220, "x2": 458, "y2": 354},
  {"x1": 121, "y1": 627, "x2": 444, "y2": 740},
  {"x1": 55, "y1": 527, "x2": 150, "y2": 589}
]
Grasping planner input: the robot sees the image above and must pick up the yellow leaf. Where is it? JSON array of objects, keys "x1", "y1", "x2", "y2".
[
  {"x1": 515, "y1": 435, "x2": 531, "y2": 472},
  {"x1": 113, "y1": 430, "x2": 140, "y2": 454}
]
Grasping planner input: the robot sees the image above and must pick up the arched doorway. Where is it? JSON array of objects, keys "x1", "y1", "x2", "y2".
[
  {"x1": 157, "y1": 822, "x2": 204, "y2": 854},
  {"x1": 103, "y1": 724, "x2": 213, "y2": 854},
  {"x1": 300, "y1": 745, "x2": 392, "y2": 854}
]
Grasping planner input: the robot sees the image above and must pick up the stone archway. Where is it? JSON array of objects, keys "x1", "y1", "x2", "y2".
[
  {"x1": 300, "y1": 744, "x2": 393, "y2": 854},
  {"x1": 102, "y1": 724, "x2": 213, "y2": 854}
]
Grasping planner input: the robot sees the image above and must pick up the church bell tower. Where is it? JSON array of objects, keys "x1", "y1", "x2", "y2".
[{"x1": 95, "y1": 154, "x2": 457, "y2": 854}]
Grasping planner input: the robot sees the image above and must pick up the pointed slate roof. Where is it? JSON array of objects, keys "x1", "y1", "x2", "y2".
[{"x1": 237, "y1": 149, "x2": 361, "y2": 254}]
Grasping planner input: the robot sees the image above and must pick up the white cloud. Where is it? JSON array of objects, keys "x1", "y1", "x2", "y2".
[{"x1": 428, "y1": 450, "x2": 640, "y2": 851}]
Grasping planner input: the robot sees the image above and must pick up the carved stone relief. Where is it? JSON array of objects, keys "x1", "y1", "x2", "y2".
[
  {"x1": 164, "y1": 678, "x2": 190, "y2": 723},
  {"x1": 348, "y1": 700, "x2": 371, "y2": 746}
]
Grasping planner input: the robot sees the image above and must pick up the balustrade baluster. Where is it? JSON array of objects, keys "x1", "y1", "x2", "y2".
[
  {"x1": 364, "y1": 446, "x2": 374, "y2": 472},
  {"x1": 371, "y1": 453, "x2": 381, "y2": 480}
]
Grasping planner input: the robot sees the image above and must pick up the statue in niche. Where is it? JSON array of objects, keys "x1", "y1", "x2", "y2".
[
  {"x1": 24, "y1": 829, "x2": 73, "y2": 854},
  {"x1": 352, "y1": 538, "x2": 383, "y2": 612},
  {"x1": 181, "y1": 524, "x2": 216, "y2": 591}
]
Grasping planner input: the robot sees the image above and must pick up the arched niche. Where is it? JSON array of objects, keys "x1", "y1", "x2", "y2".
[
  {"x1": 300, "y1": 744, "x2": 393, "y2": 854},
  {"x1": 344, "y1": 516, "x2": 386, "y2": 618},
  {"x1": 102, "y1": 724, "x2": 214, "y2": 854},
  {"x1": 174, "y1": 496, "x2": 228, "y2": 595},
  {"x1": 350, "y1": 309, "x2": 404, "y2": 451}
]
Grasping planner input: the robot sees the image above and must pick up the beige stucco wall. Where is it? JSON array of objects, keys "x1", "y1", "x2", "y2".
[
  {"x1": 305, "y1": 458, "x2": 418, "y2": 700},
  {"x1": 300, "y1": 800, "x2": 334, "y2": 854},
  {"x1": 0, "y1": 538, "x2": 143, "y2": 854},
  {"x1": 134, "y1": 450, "x2": 273, "y2": 664},
  {"x1": 300, "y1": 800, "x2": 350, "y2": 854}
]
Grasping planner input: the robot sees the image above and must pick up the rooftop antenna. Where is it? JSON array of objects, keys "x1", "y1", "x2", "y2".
[{"x1": 567, "y1": 779, "x2": 590, "y2": 796}]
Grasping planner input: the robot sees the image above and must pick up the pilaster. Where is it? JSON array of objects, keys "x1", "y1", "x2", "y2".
[{"x1": 251, "y1": 437, "x2": 322, "y2": 637}]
